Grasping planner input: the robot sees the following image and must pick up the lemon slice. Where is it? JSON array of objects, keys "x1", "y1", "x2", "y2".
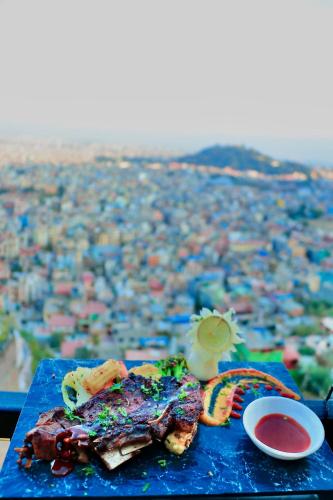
[
  {"x1": 197, "y1": 316, "x2": 233, "y2": 353},
  {"x1": 187, "y1": 308, "x2": 243, "y2": 380}
]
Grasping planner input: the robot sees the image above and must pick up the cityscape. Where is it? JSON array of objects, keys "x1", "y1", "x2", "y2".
[{"x1": 0, "y1": 139, "x2": 332, "y2": 398}]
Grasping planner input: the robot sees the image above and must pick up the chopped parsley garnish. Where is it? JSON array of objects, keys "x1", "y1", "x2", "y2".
[
  {"x1": 251, "y1": 387, "x2": 260, "y2": 397},
  {"x1": 142, "y1": 482, "x2": 151, "y2": 493},
  {"x1": 118, "y1": 407, "x2": 128, "y2": 417},
  {"x1": 140, "y1": 385, "x2": 151, "y2": 395},
  {"x1": 177, "y1": 389, "x2": 187, "y2": 401},
  {"x1": 125, "y1": 417, "x2": 133, "y2": 424},
  {"x1": 97, "y1": 404, "x2": 110, "y2": 421},
  {"x1": 109, "y1": 381, "x2": 124, "y2": 393},
  {"x1": 81, "y1": 464, "x2": 95, "y2": 477},
  {"x1": 219, "y1": 418, "x2": 231, "y2": 427},
  {"x1": 88, "y1": 429, "x2": 98, "y2": 437},
  {"x1": 96, "y1": 404, "x2": 118, "y2": 430},
  {"x1": 157, "y1": 459, "x2": 167, "y2": 468},
  {"x1": 140, "y1": 381, "x2": 163, "y2": 401},
  {"x1": 64, "y1": 407, "x2": 84, "y2": 422},
  {"x1": 185, "y1": 381, "x2": 199, "y2": 389},
  {"x1": 154, "y1": 409, "x2": 162, "y2": 418},
  {"x1": 174, "y1": 407, "x2": 185, "y2": 416}
]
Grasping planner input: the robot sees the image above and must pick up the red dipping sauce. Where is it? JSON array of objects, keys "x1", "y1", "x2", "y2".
[{"x1": 254, "y1": 413, "x2": 311, "y2": 453}]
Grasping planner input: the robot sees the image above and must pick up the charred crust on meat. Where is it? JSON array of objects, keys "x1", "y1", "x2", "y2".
[{"x1": 16, "y1": 373, "x2": 203, "y2": 474}]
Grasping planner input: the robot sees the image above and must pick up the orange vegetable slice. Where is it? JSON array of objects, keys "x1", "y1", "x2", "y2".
[
  {"x1": 200, "y1": 368, "x2": 300, "y2": 426},
  {"x1": 200, "y1": 383, "x2": 237, "y2": 426}
]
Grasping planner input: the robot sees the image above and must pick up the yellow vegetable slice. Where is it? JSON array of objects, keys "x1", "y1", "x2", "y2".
[
  {"x1": 61, "y1": 359, "x2": 128, "y2": 409},
  {"x1": 82, "y1": 360, "x2": 128, "y2": 394},
  {"x1": 128, "y1": 364, "x2": 161, "y2": 379}
]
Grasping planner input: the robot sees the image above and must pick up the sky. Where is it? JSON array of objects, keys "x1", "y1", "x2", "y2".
[{"x1": 0, "y1": 0, "x2": 332, "y2": 164}]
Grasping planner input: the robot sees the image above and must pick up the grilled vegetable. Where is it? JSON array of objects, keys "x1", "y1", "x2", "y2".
[
  {"x1": 165, "y1": 423, "x2": 198, "y2": 455},
  {"x1": 155, "y1": 355, "x2": 189, "y2": 380},
  {"x1": 200, "y1": 368, "x2": 301, "y2": 426},
  {"x1": 62, "y1": 360, "x2": 128, "y2": 409},
  {"x1": 128, "y1": 363, "x2": 161, "y2": 379}
]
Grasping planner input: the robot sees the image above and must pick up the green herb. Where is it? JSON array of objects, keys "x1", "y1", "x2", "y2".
[
  {"x1": 140, "y1": 381, "x2": 163, "y2": 401},
  {"x1": 81, "y1": 464, "x2": 95, "y2": 477},
  {"x1": 116, "y1": 398, "x2": 122, "y2": 404},
  {"x1": 64, "y1": 407, "x2": 84, "y2": 422},
  {"x1": 125, "y1": 417, "x2": 133, "y2": 424},
  {"x1": 97, "y1": 404, "x2": 110, "y2": 421},
  {"x1": 118, "y1": 407, "x2": 128, "y2": 417},
  {"x1": 96, "y1": 404, "x2": 115, "y2": 430},
  {"x1": 142, "y1": 482, "x2": 151, "y2": 493},
  {"x1": 219, "y1": 418, "x2": 230, "y2": 426},
  {"x1": 177, "y1": 389, "x2": 187, "y2": 401},
  {"x1": 174, "y1": 407, "x2": 185, "y2": 416},
  {"x1": 88, "y1": 429, "x2": 97, "y2": 437},
  {"x1": 109, "y1": 381, "x2": 124, "y2": 393},
  {"x1": 185, "y1": 381, "x2": 199, "y2": 389},
  {"x1": 154, "y1": 409, "x2": 162, "y2": 418},
  {"x1": 157, "y1": 459, "x2": 167, "y2": 468},
  {"x1": 155, "y1": 355, "x2": 188, "y2": 380}
]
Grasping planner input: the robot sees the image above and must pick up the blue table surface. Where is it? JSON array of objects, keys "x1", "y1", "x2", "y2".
[{"x1": 1, "y1": 359, "x2": 333, "y2": 498}]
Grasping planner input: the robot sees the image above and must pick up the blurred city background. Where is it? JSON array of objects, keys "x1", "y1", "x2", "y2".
[{"x1": 0, "y1": 0, "x2": 332, "y2": 398}]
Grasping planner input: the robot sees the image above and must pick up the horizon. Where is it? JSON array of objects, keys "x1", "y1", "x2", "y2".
[{"x1": 1, "y1": 128, "x2": 333, "y2": 167}]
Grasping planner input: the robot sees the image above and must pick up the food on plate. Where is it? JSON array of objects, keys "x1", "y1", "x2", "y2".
[
  {"x1": 165, "y1": 424, "x2": 198, "y2": 455},
  {"x1": 16, "y1": 372, "x2": 202, "y2": 476},
  {"x1": 155, "y1": 355, "x2": 189, "y2": 380},
  {"x1": 62, "y1": 360, "x2": 128, "y2": 410},
  {"x1": 15, "y1": 357, "x2": 301, "y2": 475},
  {"x1": 200, "y1": 368, "x2": 300, "y2": 426},
  {"x1": 187, "y1": 309, "x2": 243, "y2": 380},
  {"x1": 15, "y1": 305, "x2": 302, "y2": 477},
  {"x1": 128, "y1": 363, "x2": 161, "y2": 379}
]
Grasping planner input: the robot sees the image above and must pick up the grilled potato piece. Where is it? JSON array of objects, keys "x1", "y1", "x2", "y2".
[
  {"x1": 128, "y1": 363, "x2": 161, "y2": 379},
  {"x1": 82, "y1": 359, "x2": 128, "y2": 394},
  {"x1": 164, "y1": 422, "x2": 198, "y2": 455}
]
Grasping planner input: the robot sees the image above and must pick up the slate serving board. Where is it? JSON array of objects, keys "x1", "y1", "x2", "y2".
[{"x1": 1, "y1": 359, "x2": 333, "y2": 499}]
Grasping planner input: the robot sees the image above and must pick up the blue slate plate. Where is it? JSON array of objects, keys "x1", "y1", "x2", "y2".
[{"x1": 1, "y1": 360, "x2": 333, "y2": 498}]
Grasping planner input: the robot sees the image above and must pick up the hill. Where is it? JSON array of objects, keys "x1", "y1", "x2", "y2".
[{"x1": 178, "y1": 145, "x2": 310, "y2": 177}]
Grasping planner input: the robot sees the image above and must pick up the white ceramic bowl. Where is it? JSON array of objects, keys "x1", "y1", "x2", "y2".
[{"x1": 243, "y1": 396, "x2": 325, "y2": 460}]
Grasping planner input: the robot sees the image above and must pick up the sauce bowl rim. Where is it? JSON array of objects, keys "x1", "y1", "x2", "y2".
[{"x1": 243, "y1": 396, "x2": 325, "y2": 459}]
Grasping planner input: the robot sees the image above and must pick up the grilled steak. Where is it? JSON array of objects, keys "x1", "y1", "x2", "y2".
[{"x1": 16, "y1": 374, "x2": 202, "y2": 475}]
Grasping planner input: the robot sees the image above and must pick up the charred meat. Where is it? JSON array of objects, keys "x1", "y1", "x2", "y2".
[{"x1": 15, "y1": 374, "x2": 202, "y2": 475}]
